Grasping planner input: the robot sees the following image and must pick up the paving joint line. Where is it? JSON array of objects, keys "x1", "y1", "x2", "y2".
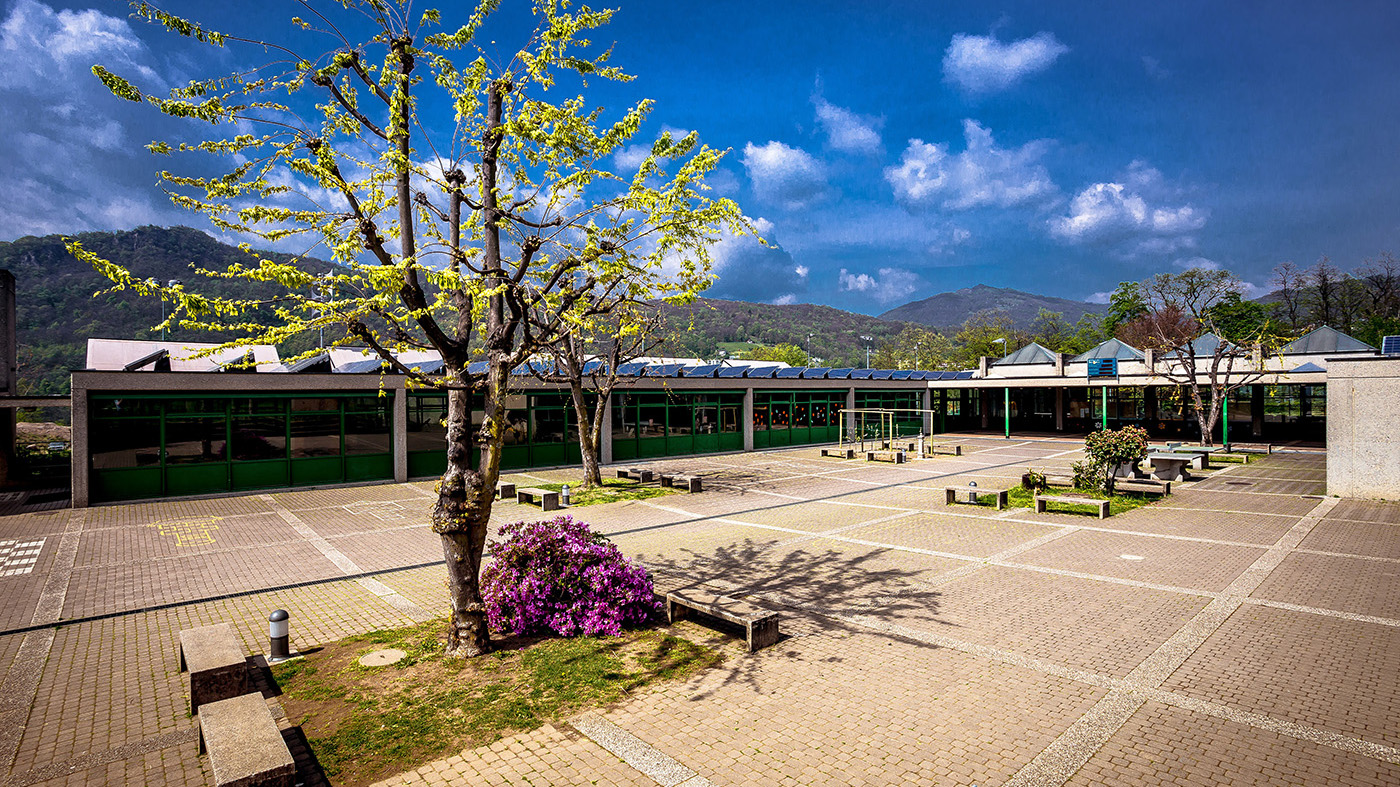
[
  {"x1": 570, "y1": 714, "x2": 713, "y2": 787},
  {"x1": 261, "y1": 494, "x2": 430, "y2": 621}
]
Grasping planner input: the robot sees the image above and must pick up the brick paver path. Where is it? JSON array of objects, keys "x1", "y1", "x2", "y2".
[{"x1": 2, "y1": 437, "x2": 1397, "y2": 786}]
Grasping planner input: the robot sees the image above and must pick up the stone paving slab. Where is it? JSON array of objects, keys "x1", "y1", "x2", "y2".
[
  {"x1": 0, "y1": 511, "x2": 72, "y2": 540},
  {"x1": 1012, "y1": 529, "x2": 1267, "y2": 593},
  {"x1": 82, "y1": 496, "x2": 277, "y2": 529},
  {"x1": 1327, "y1": 498, "x2": 1400, "y2": 525},
  {"x1": 61, "y1": 540, "x2": 345, "y2": 618},
  {"x1": 841, "y1": 511, "x2": 1063, "y2": 558},
  {"x1": 1163, "y1": 604, "x2": 1400, "y2": 748},
  {"x1": 76, "y1": 512, "x2": 304, "y2": 565},
  {"x1": 1301, "y1": 518, "x2": 1400, "y2": 560},
  {"x1": 723, "y1": 500, "x2": 901, "y2": 533},
  {"x1": 933, "y1": 565, "x2": 1210, "y2": 679},
  {"x1": 271, "y1": 483, "x2": 426, "y2": 513},
  {"x1": 1158, "y1": 489, "x2": 1324, "y2": 517},
  {"x1": 1088, "y1": 506, "x2": 1297, "y2": 546},
  {"x1": 600, "y1": 612, "x2": 1107, "y2": 787},
  {"x1": 616, "y1": 520, "x2": 790, "y2": 572},
  {"x1": 1250, "y1": 551, "x2": 1400, "y2": 619},
  {"x1": 327, "y1": 527, "x2": 442, "y2": 573},
  {"x1": 1066, "y1": 700, "x2": 1400, "y2": 787},
  {"x1": 1193, "y1": 476, "x2": 1328, "y2": 495}
]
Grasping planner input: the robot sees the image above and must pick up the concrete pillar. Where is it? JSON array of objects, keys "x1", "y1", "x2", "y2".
[
  {"x1": 1054, "y1": 353, "x2": 1066, "y2": 376},
  {"x1": 600, "y1": 395, "x2": 614, "y2": 465},
  {"x1": 71, "y1": 387, "x2": 89, "y2": 508},
  {"x1": 1055, "y1": 387, "x2": 1065, "y2": 431},
  {"x1": 922, "y1": 388, "x2": 933, "y2": 435},
  {"x1": 978, "y1": 356, "x2": 991, "y2": 377},
  {"x1": 742, "y1": 388, "x2": 754, "y2": 452},
  {"x1": 1251, "y1": 384, "x2": 1265, "y2": 437},
  {"x1": 392, "y1": 387, "x2": 408, "y2": 482},
  {"x1": 845, "y1": 387, "x2": 856, "y2": 439},
  {"x1": 1144, "y1": 348, "x2": 1156, "y2": 373}
]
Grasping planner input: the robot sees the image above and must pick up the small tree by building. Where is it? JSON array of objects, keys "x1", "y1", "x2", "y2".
[
  {"x1": 75, "y1": 1, "x2": 747, "y2": 656},
  {"x1": 1137, "y1": 270, "x2": 1284, "y2": 446}
]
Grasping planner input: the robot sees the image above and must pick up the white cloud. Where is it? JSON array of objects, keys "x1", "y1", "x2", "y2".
[
  {"x1": 1049, "y1": 162, "x2": 1207, "y2": 252},
  {"x1": 1142, "y1": 56, "x2": 1171, "y2": 80},
  {"x1": 1172, "y1": 256, "x2": 1221, "y2": 271},
  {"x1": 700, "y1": 215, "x2": 809, "y2": 304},
  {"x1": 741, "y1": 141, "x2": 829, "y2": 209},
  {"x1": 771, "y1": 294, "x2": 800, "y2": 306},
  {"x1": 943, "y1": 31, "x2": 1068, "y2": 93},
  {"x1": 613, "y1": 144, "x2": 650, "y2": 172},
  {"x1": 0, "y1": 0, "x2": 159, "y2": 90},
  {"x1": 885, "y1": 120, "x2": 1055, "y2": 210},
  {"x1": 1086, "y1": 291, "x2": 1114, "y2": 305},
  {"x1": 838, "y1": 267, "x2": 921, "y2": 304},
  {"x1": 812, "y1": 96, "x2": 882, "y2": 154}
]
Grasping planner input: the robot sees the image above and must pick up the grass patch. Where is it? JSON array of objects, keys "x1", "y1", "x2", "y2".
[
  {"x1": 955, "y1": 484, "x2": 1157, "y2": 517},
  {"x1": 1012, "y1": 485, "x2": 1155, "y2": 516},
  {"x1": 530, "y1": 477, "x2": 677, "y2": 506},
  {"x1": 271, "y1": 617, "x2": 721, "y2": 787}
]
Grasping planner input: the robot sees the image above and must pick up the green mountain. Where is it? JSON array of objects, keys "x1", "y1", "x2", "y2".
[
  {"x1": 880, "y1": 284, "x2": 1107, "y2": 329},
  {"x1": 0, "y1": 226, "x2": 320, "y2": 398},
  {"x1": 657, "y1": 298, "x2": 913, "y2": 368}
]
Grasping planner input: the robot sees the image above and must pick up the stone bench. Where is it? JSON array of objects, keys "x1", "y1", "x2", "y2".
[
  {"x1": 660, "y1": 474, "x2": 702, "y2": 493},
  {"x1": 198, "y1": 693, "x2": 295, "y2": 787},
  {"x1": 616, "y1": 468, "x2": 655, "y2": 483},
  {"x1": 1227, "y1": 442, "x2": 1273, "y2": 455},
  {"x1": 865, "y1": 450, "x2": 905, "y2": 464},
  {"x1": 666, "y1": 588, "x2": 780, "y2": 652},
  {"x1": 1115, "y1": 478, "x2": 1171, "y2": 496},
  {"x1": 179, "y1": 622, "x2": 248, "y2": 715},
  {"x1": 820, "y1": 448, "x2": 856, "y2": 459},
  {"x1": 496, "y1": 480, "x2": 516, "y2": 500},
  {"x1": 944, "y1": 485, "x2": 1008, "y2": 510},
  {"x1": 928, "y1": 443, "x2": 962, "y2": 456},
  {"x1": 1035, "y1": 493, "x2": 1111, "y2": 519},
  {"x1": 1145, "y1": 453, "x2": 1195, "y2": 482},
  {"x1": 516, "y1": 487, "x2": 560, "y2": 511}
]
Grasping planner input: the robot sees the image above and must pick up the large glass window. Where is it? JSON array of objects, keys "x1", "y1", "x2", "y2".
[
  {"x1": 290, "y1": 412, "x2": 340, "y2": 457},
  {"x1": 345, "y1": 411, "x2": 391, "y2": 455},
  {"x1": 408, "y1": 395, "x2": 448, "y2": 453},
  {"x1": 165, "y1": 417, "x2": 226, "y2": 464},
  {"x1": 232, "y1": 416, "x2": 287, "y2": 460},
  {"x1": 92, "y1": 418, "x2": 161, "y2": 469}
]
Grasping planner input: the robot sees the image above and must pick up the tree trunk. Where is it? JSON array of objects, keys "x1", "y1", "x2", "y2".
[
  {"x1": 433, "y1": 375, "x2": 502, "y2": 657},
  {"x1": 569, "y1": 380, "x2": 603, "y2": 487}
]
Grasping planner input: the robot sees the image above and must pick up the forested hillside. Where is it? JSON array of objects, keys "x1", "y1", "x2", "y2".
[{"x1": 0, "y1": 226, "x2": 324, "y2": 397}]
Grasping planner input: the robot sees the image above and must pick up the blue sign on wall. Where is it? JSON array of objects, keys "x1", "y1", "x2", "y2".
[{"x1": 1087, "y1": 358, "x2": 1118, "y2": 378}]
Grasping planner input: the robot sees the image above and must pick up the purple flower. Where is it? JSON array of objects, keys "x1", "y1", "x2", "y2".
[{"x1": 481, "y1": 515, "x2": 660, "y2": 637}]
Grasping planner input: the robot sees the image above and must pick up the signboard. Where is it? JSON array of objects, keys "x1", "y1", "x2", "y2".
[{"x1": 1087, "y1": 358, "x2": 1118, "y2": 378}]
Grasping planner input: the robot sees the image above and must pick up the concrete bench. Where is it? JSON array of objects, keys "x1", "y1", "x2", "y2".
[
  {"x1": 944, "y1": 485, "x2": 1008, "y2": 510},
  {"x1": 660, "y1": 474, "x2": 702, "y2": 493},
  {"x1": 1149, "y1": 448, "x2": 1210, "y2": 469},
  {"x1": 1035, "y1": 493, "x2": 1111, "y2": 519},
  {"x1": 1145, "y1": 453, "x2": 1195, "y2": 482},
  {"x1": 1115, "y1": 478, "x2": 1171, "y2": 496},
  {"x1": 179, "y1": 622, "x2": 248, "y2": 715},
  {"x1": 1226, "y1": 442, "x2": 1273, "y2": 455},
  {"x1": 516, "y1": 487, "x2": 560, "y2": 511},
  {"x1": 666, "y1": 588, "x2": 780, "y2": 652},
  {"x1": 865, "y1": 450, "x2": 905, "y2": 464},
  {"x1": 496, "y1": 481, "x2": 516, "y2": 500},
  {"x1": 820, "y1": 448, "x2": 856, "y2": 459},
  {"x1": 928, "y1": 443, "x2": 962, "y2": 456},
  {"x1": 616, "y1": 468, "x2": 655, "y2": 483},
  {"x1": 1024, "y1": 470, "x2": 1075, "y2": 490},
  {"x1": 198, "y1": 693, "x2": 295, "y2": 787}
]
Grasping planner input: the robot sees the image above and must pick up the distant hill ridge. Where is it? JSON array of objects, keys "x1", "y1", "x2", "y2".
[{"x1": 879, "y1": 284, "x2": 1107, "y2": 329}]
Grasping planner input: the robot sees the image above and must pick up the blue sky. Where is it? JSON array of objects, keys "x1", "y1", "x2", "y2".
[{"x1": 3, "y1": 0, "x2": 1400, "y2": 315}]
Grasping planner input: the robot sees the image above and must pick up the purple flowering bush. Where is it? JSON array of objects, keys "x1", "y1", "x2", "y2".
[{"x1": 481, "y1": 515, "x2": 661, "y2": 637}]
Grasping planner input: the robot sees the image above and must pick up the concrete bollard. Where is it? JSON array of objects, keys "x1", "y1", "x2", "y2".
[{"x1": 268, "y1": 609, "x2": 290, "y2": 662}]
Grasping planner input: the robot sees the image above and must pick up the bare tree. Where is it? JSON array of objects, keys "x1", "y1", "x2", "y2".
[
  {"x1": 1358, "y1": 252, "x2": 1400, "y2": 321},
  {"x1": 1305, "y1": 256, "x2": 1343, "y2": 327},
  {"x1": 1271, "y1": 261, "x2": 1306, "y2": 330},
  {"x1": 1139, "y1": 270, "x2": 1276, "y2": 446}
]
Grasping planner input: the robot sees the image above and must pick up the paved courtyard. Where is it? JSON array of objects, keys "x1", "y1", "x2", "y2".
[{"x1": 2, "y1": 436, "x2": 1398, "y2": 786}]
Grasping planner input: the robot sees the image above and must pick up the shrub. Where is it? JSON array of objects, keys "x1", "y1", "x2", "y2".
[
  {"x1": 1079, "y1": 425, "x2": 1150, "y2": 493},
  {"x1": 481, "y1": 515, "x2": 660, "y2": 637}
]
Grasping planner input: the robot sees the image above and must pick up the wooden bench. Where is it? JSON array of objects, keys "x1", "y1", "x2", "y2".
[
  {"x1": 1115, "y1": 478, "x2": 1171, "y2": 496},
  {"x1": 616, "y1": 468, "x2": 655, "y2": 483},
  {"x1": 944, "y1": 485, "x2": 1009, "y2": 510},
  {"x1": 516, "y1": 487, "x2": 560, "y2": 511},
  {"x1": 496, "y1": 481, "x2": 516, "y2": 500},
  {"x1": 1035, "y1": 493, "x2": 1111, "y2": 519},
  {"x1": 179, "y1": 622, "x2": 248, "y2": 715},
  {"x1": 820, "y1": 447, "x2": 856, "y2": 459},
  {"x1": 198, "y1": 693, "x2": 296, "y2": 787},
  {"x1": 865, "y1": 450, "x2": 905, "y2": 464},
  {"x1": 660, "y1": 474, "x2": 702, "y2": 493},
  {"x1": 666, "y1": 588, "x2": 780, "y2": 652}
]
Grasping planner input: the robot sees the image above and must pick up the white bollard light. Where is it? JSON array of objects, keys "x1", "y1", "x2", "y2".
[{"x1": 268, "y1": 609, "x2": 290, "y2": 662}]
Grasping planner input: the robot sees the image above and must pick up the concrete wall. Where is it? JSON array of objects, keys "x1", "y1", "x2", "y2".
[{"x1": 1326, "y1": 357, "x2": 1400, "y2": 499}]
